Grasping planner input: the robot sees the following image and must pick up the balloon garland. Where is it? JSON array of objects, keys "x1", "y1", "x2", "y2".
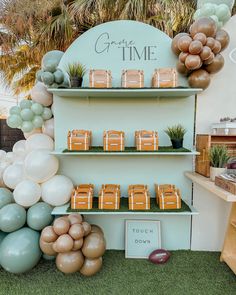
[{"x1": 172, "y1": 17, "x2": 230, "y2": 89}]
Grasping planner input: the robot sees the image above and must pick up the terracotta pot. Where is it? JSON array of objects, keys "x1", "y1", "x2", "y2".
[
  {"x1": 210, "y1": 167, "x2": 225, "y2": 182},
  {"x1": 70, "y1": 77, "x2": 83, "y2": 88},
  {"x1": 171, "y1": 139, "x2": 183, "y2": 149}
]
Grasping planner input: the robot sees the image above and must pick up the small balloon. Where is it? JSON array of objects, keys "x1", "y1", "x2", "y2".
[
  {"x1": 200, "y1": 46, "x2": 212, "y2": 60},
  {"x1": 212, "y1": 40, "x2": 221, "y2": 54},
  {"x1": 43, "y1": 59, "x2": 58, "y2": 73},
  {"x1": 178, "y1": 35, "x2": 192, "y2": 52},
  {"x1": 31, "y1": 82, "x2": 53, "y2": 107},
  {"x1": 54, "y1": 70, "x2": 64, "y2": 84},
  {"x1": 39, "y1": 238, "x2": 57, "y2": 256},
  {"x1": 206, "y1": 37, "x2": 216, "y2": 50},
  {"x1": 193, "y1": 32, "x2": 207, "y2": 45},
  {"x1": 215, "y1": 29, "x2": 230, "y2": 51},
  {"x1": 42, "y1": 118, "x2": 54, "y2": 139},
  {"x1": 188, "y1": 69, "x2": 211, "y2": 90},
  {"x1": 203, "y1": 52, "x2": 215, "y2": 65},
  {"x1": 42, "y1": 108, "x2": 52, "y2": 120},
  {"x1": 189, "y1": 40, "x2": 203, "y2": 55},
  {"x1": 54, "y1": 234, "x2": 74, "y2": 253},
  {"x1": 7, "y1": 115, "x2": 22, "y2": 128},
  {"x1": 0, "y1": 203, "x2": 26, "y2": 232},
  {"x1": 31, "y1": 103, "x2": 44, "y2": 115},
  {"x1": 0, "y1": 188, "x2": 14, "y2": 209},
  {"x1": 10, "y1": 106, "x2": 21, "y2": 115},
  {"x1": 53, "y1": 218, "x2": 70, "y2": 235},
  {"x1": 179, "y1": 52, "x2": 189, "y2": 63},
  {"x1": 72, "y1": 238, "x2": 84, "y2": 250},
  {"x1": 176, "y1": 61, "x2": 191, "y2": 76},
  {"x1": 32, "y1": 116, "x2": 44, "y2": 128},
  {"x1": 171, "y1": 33, "x2": 189, "y2": 55},
  {"x1": 27, "y1": 202, "x2": 53, "y2": 231},
  {"x1": 20, "y1": 109, "x2": 34, "y2": 121},
  {"x1": 69, "y1": 224, "x2": 85, "y2": 240},
  {"x1": 41, "y1": 72, "x2": 54, "y2": 86},
  {"x1": 20, "y1": 100, "x2": 32, "y2": 109},
  {"x1": 21, "y1": 121, "x2": 34, "y2": 133},
  {"x1": 56, "y1": 251, "x2": 84, "y2": 274},
  {"x1": 41, "y1": 226, "x2": 58, "y2": 243},
  {"x1": 185, "y1": 55, "x2": 202, "y2": 70},
  {"x1": 68, "y1": 214, "x2": 83, "y2": 225},
  {"x1": 80, "y1": 257, "x2": 103, "y2": 277},
  {"x1": 205, "y1": 54, "x2": 224, "y2": 73},
  {"x1": 82, "y1": 222, "x2": 91, "y2": 236},
  {"x1": 14, "y1": 180, "x2": 41, "y2": 208}
]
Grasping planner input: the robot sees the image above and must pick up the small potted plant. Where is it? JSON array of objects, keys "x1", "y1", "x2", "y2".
[
  {"x1": 209, "y1": 145, "x2": 230, "y2": 181},
  {"x1": 165, "y1": 124, "x2": 186, "y2": 149},
  {"x1": 67, "y1": 63, "x2": 86, "y2": 88}
]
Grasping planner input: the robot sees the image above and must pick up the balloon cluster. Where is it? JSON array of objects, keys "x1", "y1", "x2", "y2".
[
  {"x1": 172, "y1": 17, "x2": 230, "y2": 89},
  {"x1": 194, "y1": 3, "x2": 231, "y2": 28},
  {"x1": 36, "y1": 50, "x2": 67, "y2": 88},
  {"x1": 40, "y1": 214, "x2": 106, "y2": 276}
]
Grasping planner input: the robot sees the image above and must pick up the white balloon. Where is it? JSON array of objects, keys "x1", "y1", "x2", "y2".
[
  {"x1": 0, "y1": 150, "x2": 6, "y2": 161},
  {"x1": 24, "y1": 150, "x2": 59, "y2": 183},
  {"x1": 41, "y1": 175, "x2": 73, "y2": 206},
  {"x1": 24, "y1": 128, "x2": 42, "y2": 139},
  {"x1": 13, "y1": 154, "x2": 26, "y2": 165},
  {"x1": 5, "y1": 152, "x2": 14, "y2": 164},
  {"x1": 3, "y1": 163, "x2": 25, "y2": 189},
  {"x1": 25, "y1": 134, "x2": 54, "y2": 152},
  {"x1": 12, "y1": 140, "x2": 27, "y2": 157},
  {"x1": 42, "y1": 118, "x2": 54, "y2": 139},
  {"x1": 13, "y1": 179, "x2": 41, "y2": 208},
  {"x1": 0, "y1": 160, "x2": 10, "y2": 171},
  {"x1": 30, "y1": 82, "x2": 53, "y2": 107}
]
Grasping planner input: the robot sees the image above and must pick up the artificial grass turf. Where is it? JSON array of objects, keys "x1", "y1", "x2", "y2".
[{"x1": 0, "y1": 251, "x2": 235, "y2": 295}]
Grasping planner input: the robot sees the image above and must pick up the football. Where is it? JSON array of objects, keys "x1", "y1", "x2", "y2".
[{"x1": 148, "y1": 249, "x2": 171, "y2": 264}]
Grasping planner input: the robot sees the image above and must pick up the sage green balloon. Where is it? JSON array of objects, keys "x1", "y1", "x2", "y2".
[
  {"x1": 0, "y1": 227, "x2": 41, "y2": 273},
  {"x1": 7, "y1": 114, "x2": 22, "y2": 128},
  {"x1": 42, "y1": 72, "x2": 54, "y2": 86},
  {"x1": 43, "y1": 59, "x2": 58, "y2": 73},
  {"x1": 42, "y1": 108, "x2": 52, "y2": 120},
  {"x1": 21, "y1": 121, "x2": 34, "y2": 133},
  {"x1": 0, "y1": 231, "x2": 7, "y2": 245},
  {"x1": 0, "y1": 203, "x2": 26, "y2": 233},
  {"x1": 10, "y1": 106, "x2": 21, "y2": 115},
  {"x1": 42, "y1": 50, "x2": 64, "y2": 68},
  {"x1": 20, "y1": 108, "x2": 34, "y2": 121},
  {"x1": 36, "y1": 70, "x2": 44, "y2": 82},
  {"x1": 54, "y1": 70, "x2": 64, "y2": 84},
  {"x1": 20, "y1": 99, "x2": 32, "y2": 109},
  {"x1": 27, "y1": 202, "x2": 53, "y2": 231},
  {"x1": 0, "y1": 188, "x2": 14, "y2": 209},
  {"x1": 32, "y1": 115, "x2": 44, "y2": 128},
  {"x1": 31, "y1": 103, "x2": 44, "y2": 115}
]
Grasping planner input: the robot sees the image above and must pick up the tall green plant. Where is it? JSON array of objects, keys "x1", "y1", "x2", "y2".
[
  {"x1": 66, "y1": 63, "x2": 86, "y2": 78},
  {"x1": 165, "y1": 124, "x2": 186, "y2": 140},
  {"x1": 209, "y1": 145, "x2": 230, "y2": 168}
]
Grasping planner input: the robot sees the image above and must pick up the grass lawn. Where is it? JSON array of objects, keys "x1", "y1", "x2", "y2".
[{"x1": 0, "y1": 250, "x2": 235, "y2": 295}]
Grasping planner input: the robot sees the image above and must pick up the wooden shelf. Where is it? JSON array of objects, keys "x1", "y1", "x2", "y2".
[
  {"x1": 231, "y1": 221, "x2": 236, "y2": 228},
  {"x1": 48, "y1": 87, "x2": 202, "y2": 99},
  {"x1": 185, "y1": 172, "x2": 236, "y2": 202}
]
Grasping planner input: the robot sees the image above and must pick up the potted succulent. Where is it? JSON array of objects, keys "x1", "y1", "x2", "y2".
[
  {"x1": 67, "y1": 63, "x2": 86, "y2": 88},
  {"x1": 165, "y1": 124, "x2": 186, "y2": 149},
  {"x1": 209, "y1": 145, "x2": 230, "y2": 181}
]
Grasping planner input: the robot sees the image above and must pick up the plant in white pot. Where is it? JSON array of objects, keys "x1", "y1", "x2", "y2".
[{"x1": 209, "y1": 145, "x2": 230, "y2": 181}]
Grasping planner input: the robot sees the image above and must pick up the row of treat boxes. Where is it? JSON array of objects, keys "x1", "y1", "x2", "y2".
[
  {"x1": 68, "y1": 130, "x2": 159, "y2": 151},
  {"x1": 71, "y1": 184, "x2": 181, "y2": 211},
  {"x1": 89, "y1": 69, "x2": 178, "y2": 88}
]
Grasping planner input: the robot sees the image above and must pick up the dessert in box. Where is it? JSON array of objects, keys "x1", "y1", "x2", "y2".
[
  {"x1": 99, "y1": 184, "x2": 120, "y2": 210},
  {"x1": 121, "y1": 70, "x2": 144, "y2": 88},
  {"x1": 89, "y1": 69, "x2": 112, "y2": 88},
  {"x1": 67, "y1": 130, "x2": 92, "y2": 151},
  {"x1": 103, "y1": 130, "x2": 125, "y2": 151},
  {"x1": 215, "y1": 176, "x2": 236, "y2": 195},
  {"x1": 152, "y1": 68, "x2": 178, "y2": 88},
  {"x1": 128, "y1": 185, "x2": 150, "y2": 210},
  {"x1": 71, "y1": 184, "x2": 94, "y2": 209},
  {"x1": 135, "y1": 130, "x2": 159, "y2": 151},
  {"x1": 155, "y1": 184, "x2": 181, "y2": 209}
]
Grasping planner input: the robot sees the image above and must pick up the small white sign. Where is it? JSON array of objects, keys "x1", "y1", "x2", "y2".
[{"x1": 125, "y1": 220, "x2": 161, "y2": 259}]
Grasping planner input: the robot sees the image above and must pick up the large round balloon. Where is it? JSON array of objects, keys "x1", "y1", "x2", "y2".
[
  {"x1": 215, "y1": 29, "x2": 230, "y2": 51},
  {"x1": 0, "y1": 227, "x2": 41, "y2": 273},
  {"x1": 190, "y1": 17, "x2": 217, "y2": 38},
  {"x1": 27, "y1": 202, "x2": 53, "y2": 231},
  {"x1": 188, "y1": 69, "x2": 211, "y2": 90},
  {"x1": 41, "y1": 175, "x2": 73, "y2": 206},
  {"x1": 0, "y1": 203, "x2": 26, "y2": 232},
  {"x1": 25, "y1": 134, "x2": 54, "y2": 152},
  {"x1": 12, "y1": 140, "x2": 26, "y2": 157},
  {"x1": 42, "y1": 118, "x2": 54, "y2": 139},
  {"x1": 205, "y1": 54, "x2": 224, "y2": 73},
  {"x1": 82, "y1": 232, "x2": 106, "y2": 259},
  {"x1": 24, "y1": 150, "x2": 59, "y2": 183},
  {"x1": 80, "y1": 257, "x2": 103, "y2": 277},
  {"x1": 56, "y1": 251, "x2": 84, "y2": 274},
  {"x1": 14, "y1": 180, "x2": 41, "y2": 208},
  {"x1": 0, "y1": 188, "x2": 14, "y2": 209},
  {"x1": 30, "y1": 82, "x2": 53, "y2": 107},
  {"x1": 171, "y1": 33, "x2": 189, "y2": 55},
  {"x1": 3, "y1": 164, "x2": 25, "y2": 189}
]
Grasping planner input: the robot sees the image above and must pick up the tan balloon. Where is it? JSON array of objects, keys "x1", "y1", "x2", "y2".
[
  {"x1": 212, "y1": 40, "x2": 221, "y2": 55},
  {"x1": 185, "y1": 55, "x2": 202, "y2": 70},
  {"x1": 56, "y1": 251, "x2": 84, "y2": 274},
  {"x1": 52, "y1": 241, "x2": 59, "y2": 253},
  {"x1": 82, "y1": 222, "x2": 91, "y2": 236},
  {"x1": 53, "y1": 218, "x2": 70, "y2": 235},
  {"x1": 203, "y1": 52, "x2": 215, "y2": 65},
  {"x1": 215, "y1": 29, "x2": 230, "y2": 51},
  {"x1": 41, "y1": 226, "x2": 58, "y2": 243},
  {"x1": 69, "y1": 224, "x2": 85, "y2": 240},
  {"x1": 40, "y1": 237, "x2": 57, "y2": 256},
  {"x1": 179, "y1": 52, "x2": 189, "y2": 63},
  {"x1": 189, "y1": 40, "x2": 203, "y2": 55},
  {"x1": 72, "y1": 238, "x2": 84, "y2": 250},
  {"x1": 206, "y1": 37, "x2": 216, "y2": 50},
  {"x1": 82, "y1": 232, "x2": 106, "y2": 259},
  {"x1": 178, "y1": 35, "x2": 192, "y2": 53},
  {"x1": 80, "y1": 257, "x2": 103, "y2": 277},
  {"x1": 68, "y1": 214, "x2": 83, "y2": 225},
  {"x1": 55, "y1": 234, "x2": 74, "y2": 253},
  {"x1": 176, "y1": 61, "x2": 191, "y2": 76},
  {"x1": 200, "y1": 46, "x2": 212, "y2": 61},
  {"x1": 171, "y1": 33, "x2": 189, "y2": 55},
  {"x1": 205, "y1": 54, "x2": 224, "y2": 74},
  {"x1": 190, "y1": 17, "x2": 217, "y2": 38},
  {"x1": 193, "y1": 32, "x2": 207, "y2": 45},
  {"x1": 188, "y1": 69, "x2": 211, "y2": 90},
  {"x1": 91, "y1": 225, "x2": 104, "y2": 236}
]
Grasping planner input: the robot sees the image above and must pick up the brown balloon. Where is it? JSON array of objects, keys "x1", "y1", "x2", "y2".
[
  {"x1": 193, "y1": 32, "x2": 207, "y2": 45},
  {"x1": 68, "y1": 214, "x2": 83, "y2": 225},
  {"x1": 80, "y1": 257, "x2": 103, "y2": 277},
  {"x1": 171, "y1": 33, "x2": 189, "y2": 55},
  {"x1": 200, "y1": 46, "x2": 212, "y2": 61},
  {"x1": 206, "y1": 37, "x2": 216, "y2": 50},
  {"x1": 72, "y1": 238, "x2": 84, "y2": 251},
  {"x1": 82, "y1": 232, "x2": 106, "y2": 259},
  {"x1": 91, "y1": 225, "x2": 104, "y2": 236},
  {"x1": 190, "y1": 17, "x2": 217, "y2": 38},
  {"x1": 54, "y1": 234, "x2": 74, "y2": 253},
  {"x1": 179, "y1": 52, "x2": 188, "y2": 63},
  {"x1": 176, "y1": 61, "x2": 191, "y2": 76},
  {"x1": 56, "y1": 251, "x2": 84, "y2": 274},
  {"x1": 188, "y1": 69, "x2": 211, "y2": 90},
  {"x1": 185, "y1": 54, "x2": 202, "y2": 70},
  {"x1": 203, "y1": 52, "x2": 215, "y2": 65},
  {"x1": 52, "y1": 241, "x2": 59, "y2": 253},
  {"x1": 53, "y1": 218, "x2": 70, "y2": 235},
  {"x1": 178, "y1": 35, "x2": 192, "y2": 53},
  {"x1": 82, "y1": 222, "x2": 91, "y2": 236},
  {"x1": 205, "y1": 54, "x2": 224, "y2": 74},
  {"x1": 215, "y1": 29, "x2": 230, "y2": 51},
  {"x1": 40, "y1": 237, "x2": 57, "y2": 256},
  {"x1": 41, "y1": 226, "x2": 58, "y2": 243},
  {"x1": 69, "y1": 224, "x2": 85, "y2": 240},
  {"x1": 189, "y1": 40, "x2": 203, "y2": 55},
  {"x1": 212, "y1": 40, "x2": 221, "y2": 54}
]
